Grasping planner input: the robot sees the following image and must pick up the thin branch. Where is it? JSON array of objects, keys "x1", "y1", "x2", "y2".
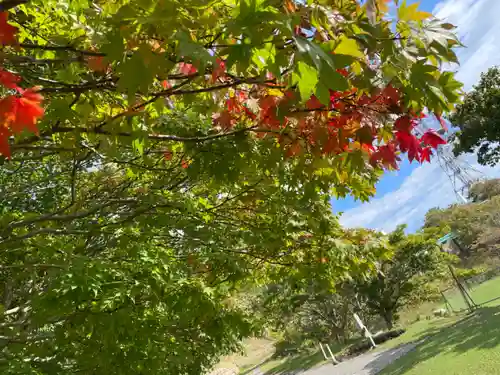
[
  {"x1": 5, "y1": 198, "x2": 138, "y2": 230},
  {"x1": 19, "y1": 43, "x2": 105, "y2": 56}
]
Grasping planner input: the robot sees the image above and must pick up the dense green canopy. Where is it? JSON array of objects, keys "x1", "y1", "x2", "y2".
[{"x1": 0, "y1": 0, "x2": 464, "y2": 374}]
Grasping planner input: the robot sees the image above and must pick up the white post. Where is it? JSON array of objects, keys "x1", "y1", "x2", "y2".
[
  {"x1": 365, "y1": 328, "x2": 377, "y2": 349},
  {"x1": 354, "y1": 313, "x2": 376, "y2": 349},
  {"x1": 319, "y1": 343, "x2": 328, "y2": 360},
  {"x1": 325, "y1": 344, "x2": 340, "y2": 364}
]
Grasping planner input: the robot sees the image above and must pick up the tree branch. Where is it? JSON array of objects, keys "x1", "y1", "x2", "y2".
[{"x1": 0, "y1": 0, "x2": 27, "y2": 12}]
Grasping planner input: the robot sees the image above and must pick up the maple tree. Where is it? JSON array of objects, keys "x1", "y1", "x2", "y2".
[{"x1": 0, "y1": 0, "x2": 464, "y2": 374}]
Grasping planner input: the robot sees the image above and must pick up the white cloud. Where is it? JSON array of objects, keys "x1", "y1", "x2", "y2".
[
  {"x1": 340, "y1": 0, "x2": 500, "y2": 232},
  {"x1": 340, "y1": 151, "x2": 500, "y2": 232},
  {"x1": 434, "y1": 0, "x2": 500, "y2": 91}
]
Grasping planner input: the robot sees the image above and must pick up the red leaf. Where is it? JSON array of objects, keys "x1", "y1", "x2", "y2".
[
  {"x1": 286, "y1": 141, "x2": 302, "y2": 157},
  {"x1": 0, "y1": 88, "x2": 44, "y2": 158},
  {"x1": 212, "y1": 110, "x2": 236, "y2": 130},
  {"x1": 0, "y1": 126, "x2": 11, "y2": 158},
  {"x1": 420, "y1": 146, "x2": 432, "y2": 163},
  {"x1": 322, "y1": 134, "x2": 339, "y2": 155},
  {"x1": 0, "y1": 69, "x2": 20, "y2": 90},
  {"x1": 226, "y1": 96, "x2": 243, "y2": 113},
  {"x1": 211, "y1": 58, "x2": 226, "y2": 83},
  {"x1": 242, "y1": 106, "x2": 256, "y2": 120},
  {"x1": 381, "y1": 84, "x2": 401, "y2": 106},
  {"x1": 0, "y1": 12, "x2": 17, "y2": 45},
  {"x1": 259, "y1": 95, "x2": 280, "y2": 128},
  {"x1": 394, "y1": 115, "x2": 416, "y2": 133},
  {"x1": 421, "y1": 130, "x2": 446, "y2": 149},
  {"x1": 370, "y1": 143, "x2": 401, "y2": 169},
  {"x1": 87, "y1": 56, "x2": 108, "y2": 73},
  {"x1": 179, "y1": 62, "x2": 197, "y2": 75},
  {"x1": 306, "y1": 95, "x2": 323, "y2": 110},
  {"x1": 395, "y1": 131, "x2": 421, "y2": 162},
  {"x1": 0, "y1": 88, "x2": 44, "y2": 135},
  {"x1": 435, "y1": 113, "x2": 448, "y2": 131},
  {"x1": 336, "y1": 68, "x2": 349, "y2": 77}
]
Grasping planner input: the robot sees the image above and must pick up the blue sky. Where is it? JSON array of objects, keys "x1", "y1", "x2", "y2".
[{"x1": 336, "y1": 0, "x2": 500, "y2": 233}]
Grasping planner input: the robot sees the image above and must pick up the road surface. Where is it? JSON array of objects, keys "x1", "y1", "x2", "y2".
[{"x1": 248, "y1": 342, "x2": 417, "y2": 375}]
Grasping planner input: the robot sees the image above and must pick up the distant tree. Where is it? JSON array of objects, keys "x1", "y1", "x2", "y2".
[
  {"x1": 356, "y1": 225, "x2": 444, "y2": 329},
  {"x1": 451, "y1": 67, "x2": 500, "y2": 166},
  {"x1": 423, "y1": 193, "x2": 500, "y2": 250},
  {"x1": 423, "y1": 207, "x2": 450, "y2": 229},
  {"x1": 469, "y1": 179, "x2": 500, "y2": 202}
]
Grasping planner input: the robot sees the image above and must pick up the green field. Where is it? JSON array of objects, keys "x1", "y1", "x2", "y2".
[
  {"x1": 380, "y1": 305, "x2": 500, "y2": 375},
  {"x1": 379, "y1": 276, "x2": 500, "y2": 374}
]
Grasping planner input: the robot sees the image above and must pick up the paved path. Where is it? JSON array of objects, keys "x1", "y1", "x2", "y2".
[{"x1": 249, "y1": 342, "x2": 418, "y2": 375}]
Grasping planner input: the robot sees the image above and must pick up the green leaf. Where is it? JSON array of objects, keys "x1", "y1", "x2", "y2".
[
  {"x1": 331, "y1": 54, "x2": 357, "y2": 69},
  {"x1": 226, "y1": 43, "x2": 253, "y2": 72},
  {"x1": 177, "y1": 31, "x2": 215, "y2": 72},
  {"x1": 294, "y1": 36, "x2": 336, "y2": 73},
  {"x1": 101, "y1": 30, "x2": 125, "y2": 62},
  {"x1": 334, "y1": 36, "x2": 364, "y2": 59},
  {"x1": 295, "y1": 61, "x2": 318, "y2": 101},
  {"x1": 320, "y1": 65, "x2": 349, "y2": 92},
  {"x1": 315, "y1": 83, "x2": 330, "y2": 106}
]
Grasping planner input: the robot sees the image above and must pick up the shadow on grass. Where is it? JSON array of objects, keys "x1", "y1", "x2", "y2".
[
  {"x1": 368, "y1": 305, "x2": 500, "y2": 375},
  {"x1": 259, "y1": 350, "x2": 325, "y2": 375}
]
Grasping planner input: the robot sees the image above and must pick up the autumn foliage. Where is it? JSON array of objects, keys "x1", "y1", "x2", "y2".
[
  {"x1": 0, "y1": 12, "x2": 44, "y2": 157},
  {"x1": 211, "y1": 81, "x2": 447, "y2": 168}
]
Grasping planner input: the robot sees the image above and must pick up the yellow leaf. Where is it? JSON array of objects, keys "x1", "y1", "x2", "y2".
[
  {"x1": 399, "y1": 2, "x2": 432, "y2": 22},
  {"x1": 267, "y1": 88, "x2": 284, "y2": 97}
]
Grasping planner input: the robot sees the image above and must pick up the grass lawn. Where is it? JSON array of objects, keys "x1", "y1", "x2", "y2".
[{"x1": 379, "y1": 304, "x2": 500, "y2": 375}]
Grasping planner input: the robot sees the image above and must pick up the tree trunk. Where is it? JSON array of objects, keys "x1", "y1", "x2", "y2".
[{"x1": 383, "y1": 310, "x2": 394, "y2": 330}]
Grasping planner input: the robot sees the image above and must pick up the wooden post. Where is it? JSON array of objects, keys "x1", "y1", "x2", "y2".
[
  {"x1": 354, "y1": 313, "x2": 376, "y2": 349},
  {"x1": 448, "y1": 265, "x2": 477, "y2": 313},
  {"x1": 441, "y1": 291, "x2": 453, "y2": 313},
  {"x1": 325, "y1": 343, "x2": 339, "y2": 364},
  {"x1": 319, "y1": 343, "x2": 328, "y2": 360}
]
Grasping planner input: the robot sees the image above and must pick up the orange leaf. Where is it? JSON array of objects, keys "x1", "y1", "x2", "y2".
[
  {"x1": 284, "y1": 0, "x2": 296, "y2": 13},
  {"x1": 164, "y1": 151, "x2": 173, "y2": 161}
]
